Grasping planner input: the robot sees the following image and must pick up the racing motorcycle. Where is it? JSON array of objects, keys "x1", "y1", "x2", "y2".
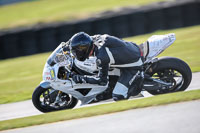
[{"x1": 32, "y1": 33, "x2": 192, "y2": 113}]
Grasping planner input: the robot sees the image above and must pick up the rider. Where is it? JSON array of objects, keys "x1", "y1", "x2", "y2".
[{"x1": 68, "y1": 32, "x2": 144, "y2": 101}]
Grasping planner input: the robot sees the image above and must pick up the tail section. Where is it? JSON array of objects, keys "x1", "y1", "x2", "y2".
[{"x1": 140, "y1": 33, "x2": 176, "y2": 63}]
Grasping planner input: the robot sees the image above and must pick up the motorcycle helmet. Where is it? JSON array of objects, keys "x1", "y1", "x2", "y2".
[{"x1": 70, "y1": 32, "x2": 93, "y2": 61}]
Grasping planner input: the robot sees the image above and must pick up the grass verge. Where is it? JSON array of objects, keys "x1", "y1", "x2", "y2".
[
  {"x1": 0, "y1": 89, "x2": 200, "y2": 131},
  {"x1": 0, "y1": 0, "x2": 165, "y2": 30},
  {"x1": 0, "y1": 25, "x2": 200, "y2": 104}
]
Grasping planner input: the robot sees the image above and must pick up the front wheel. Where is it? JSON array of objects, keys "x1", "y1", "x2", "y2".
[
  {"x1": 146, "y1": 57, "x2": 192, "y2": 95},
  {"x1": 32, "y1": 86, "x2": 78, "y2": 113}
]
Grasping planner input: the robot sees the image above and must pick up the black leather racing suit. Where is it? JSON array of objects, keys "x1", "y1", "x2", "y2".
[{"x1": 84, "y1": 34, "x2": 143, "y2": 99}]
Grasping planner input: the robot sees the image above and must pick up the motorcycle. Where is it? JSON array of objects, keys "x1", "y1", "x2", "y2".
[{"x1": 32, "y1": 33, "x2": 192, "y2": 113}]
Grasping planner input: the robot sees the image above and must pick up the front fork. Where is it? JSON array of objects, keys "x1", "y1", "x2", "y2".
[
  {"x1": 53, "y1": 91, "x2": 62, "y2": 105},
  {"x1": 40, "y1": 81, "x2": 63, "y2": 105}
]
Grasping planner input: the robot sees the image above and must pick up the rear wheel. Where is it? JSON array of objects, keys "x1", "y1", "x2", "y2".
[
  {"x1": 146, "y1": 57, "x2": 192, "y2": 95},
  {"x1": 32, "y1": 86, "x2": 78, "y2": 113}
]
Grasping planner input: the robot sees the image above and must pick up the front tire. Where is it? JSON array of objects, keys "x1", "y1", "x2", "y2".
[
  {"x1": 32, "y1": 86, "x2": 78, "y2": 113},
  {"x1": 146, "y1": 57, "x2": 192, "y2": 95}
]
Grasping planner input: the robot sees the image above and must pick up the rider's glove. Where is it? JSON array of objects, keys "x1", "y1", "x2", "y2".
[{"x1": 72, "y1": 75, "x2": 87, "y2": 84}]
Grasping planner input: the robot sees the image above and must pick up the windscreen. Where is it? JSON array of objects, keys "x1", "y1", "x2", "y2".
[
  {"x1": 47, "y1": 44, "x2": 63, "y2": 66},
  {"x1": 46, "y1": 44, "x2": 73, "y2": 70}
]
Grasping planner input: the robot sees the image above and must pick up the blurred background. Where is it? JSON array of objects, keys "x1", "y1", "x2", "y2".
[
  {"x1": 1, "y1": 0, "x2": 200, "y2": 59},
  {"x1": 0, "y1": 0, "x2": 200, "y2": 104}
]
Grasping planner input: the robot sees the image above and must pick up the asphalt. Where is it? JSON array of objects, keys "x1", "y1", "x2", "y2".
[
  {"x1": 1, "y1": 100, "x2": 200, "y2": 133},
  {"x1": 0, "y1": 72, "x2": 199, "y2": 121}
]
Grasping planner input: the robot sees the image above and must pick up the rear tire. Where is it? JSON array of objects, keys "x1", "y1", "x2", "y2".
[
  {"x1": 32, "y1": 86, "x2": 78, "y2": 113},
  {"x1": 146, "y1": 57, "x2": 192, "y2": 95}
]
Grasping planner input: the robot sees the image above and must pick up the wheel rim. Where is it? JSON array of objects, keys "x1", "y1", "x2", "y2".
[
  {"x1": 39, "y1": 88, "x2": 75, "y2": 110},
  {"x1": 152, "y1": 69, "x2": 184, "y2": 93}
]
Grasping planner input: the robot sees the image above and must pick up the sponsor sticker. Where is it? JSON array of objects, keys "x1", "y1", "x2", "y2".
[
  {"x1": 46, "y1": 77, "x2": 51, "y2": 80},
  {"x1": 50, "y1": 69, "x2": 55, "y2": 78},
  {"x1": 44, "y1": 72, "x2": 50, "y2": 75}
]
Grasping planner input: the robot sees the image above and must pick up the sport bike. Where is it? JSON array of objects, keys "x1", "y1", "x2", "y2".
[{"x1": 32, "y1": 33, "x2": 192, "y2": 112}]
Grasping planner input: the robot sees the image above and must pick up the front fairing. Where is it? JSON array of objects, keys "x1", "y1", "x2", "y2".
[
  {"x1": 42, "y1": 63, "x2": 56, "y2": 82},
  {"x1": 42, "y1": 42, "x2": 73, "y2": 82},
  {"x1": 42, "y1": 61, "x2": 108, "y2": 105},
  {"x1": 40, "y1": 43, "x2": 111, "y2": 105}
]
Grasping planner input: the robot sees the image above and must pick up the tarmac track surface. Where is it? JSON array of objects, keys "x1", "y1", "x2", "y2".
[
  {"x1": 1, "y1": 100, "x2": 200, "y2": 133},
  {"x1": 0, "y1": 72, "x2": 199, "y2": 121}
]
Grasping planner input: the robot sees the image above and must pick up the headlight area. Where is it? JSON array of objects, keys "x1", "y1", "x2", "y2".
[
  {"x1": 43, "y1": 63, "x2": 56, "y2": 81},
  {"x1": 43, "y1": 69, "x2": 55, "y2": 81},
  {"x1": 43, "y1": 63, "x2": 70, "y2": 82}
]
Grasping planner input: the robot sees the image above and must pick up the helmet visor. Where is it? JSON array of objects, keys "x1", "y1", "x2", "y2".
[{"x1": 71, "y1": 45, "x2": 89, "y2": 61}]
